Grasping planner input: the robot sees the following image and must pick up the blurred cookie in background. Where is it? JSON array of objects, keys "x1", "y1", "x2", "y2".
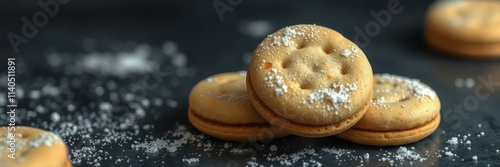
[{"x1": 425, "y1": 0, "x2": 500, "y2": 57}]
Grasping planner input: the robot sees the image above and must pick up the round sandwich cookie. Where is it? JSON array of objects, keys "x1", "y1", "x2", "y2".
[
  {"x1": 247, "y1": 24, "x2": 373, "y2": 138},
  {"x1": 425, "y1": 0, "x2": 500, "y2": 57},
  {"x1": 336, "y1": 74, "x2": 441, "y2": 146},
  {"x1": 0, "y1": 126, "x2": 72, "y2": 167},
  {"x1": 188, "y1": 71, "x2": 289, "y2": 142}
]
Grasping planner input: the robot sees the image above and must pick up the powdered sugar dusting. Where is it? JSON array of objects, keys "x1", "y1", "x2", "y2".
[
  {"x1": 306, "y1": 82, "x2": 357, "y2": 112},
  {"x1": 394, "y1": 147, "x2": 426, "y2": 162},
  {"x1": 270, "y1": 26, "x2": 304, "y2": 47},
  {"x1": 206, "y1": 77, "x2": 215, "y2": 83},
  {"x1": 340, "y1": 46, "x2": 358, "y2": 57},
  {"x1": 264, "y1": 68, "x2": 288, "y2": 96},
  {"x1": 446, "y1": 137, "x2": 459, "y2": 145},
  {"x1": 377, "y1": 74, "x2": 437, "y2": 101},
  {"x1": 29, "y1": 132, "x2": 63, "y2": 147},
  {"x1": 131, "y1": 125, "x2": 205, "y2": 154},
  {"x1": 340, "y1": 49, "x2": 351, "y2": 57},
  {"x1": 372, "y1": 96, "x2": 389, "y2": 108}
]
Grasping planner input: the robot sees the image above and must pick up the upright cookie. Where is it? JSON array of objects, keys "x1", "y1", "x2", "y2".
[
  {"x1": 247, "y1": 24, "x2": 373, "y2": 137},
  {"x1": 425, "y1": 0, "x2": 500, "y2": 57},
  {"x1": 0, "y1": 126, "x2": 71, "y2": 167},
  {"x1": 336, "y1": 74, "x2": 441, "y2": 146},
  {"x1": 188, "y1": 71, "x2": 289, "y2": 141}
]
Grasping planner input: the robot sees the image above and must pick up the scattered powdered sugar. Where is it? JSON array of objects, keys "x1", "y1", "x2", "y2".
[
  {"x1": 264, "y1": 68, "x2": 288, "y2": 96},
  {"x1": 394, "y1": 147, "x2": 426, "y2": 162},
  {"x1": 377, "y1": 74, "x2": 437, "y2": 101},
  {"x1": 99, "y1": 102, "x2": 113, "y2": 112},
  {"x1": 270, "y1": 145, "x2": 278, "y2": 152},
  {"x1": 182, "y1": 157, "x2": 200, "y2": 164},
  {"x1": 372, "y1": 96, "x2": 389, "y2": 108},
  {"x1": 206, "y1": 77, "x2": 216, "y2": 83},
  {"x1": 445, "y1": 151, "x2": 455, "y2": 157},
  {"x1": 131, "y1": 125, "x2": 205, "y2": 154},
  {"x1": 265, "y1": 148, "x2": 318, "y2": 165},
  {"x1": 363, "y1": 153, "x2": 369, "y2": 159},
  {"x1": 472, "y1": 155, "x2": 478, "y2": 161},
  {"x1": 446, "y1": 137, "x2": 459, "y2": 145},
  {"x1": 230, "y1": 148, "x2": 254, "y2": 154},
  {"x1": 306, "y1": 82, "x2": 357, "y2": 112},
  {"x1": 340, "y1": 46, "x2": 358, "y2": 57},
  {"x1": 271, "y1": 26, "x2": 304, "y2": 47},
  {"x1": 135, "y1": 108, "x2": 146, "y2": 118},
  {"x1": 51, "y1": 112, "x2": 61, "y2": 122},
  {"x1": 29, "y1": 132, "x2": 63, "y2": 147},
  {"x1": 340, "y1": 49, "x2": 352, "y2": 57}
]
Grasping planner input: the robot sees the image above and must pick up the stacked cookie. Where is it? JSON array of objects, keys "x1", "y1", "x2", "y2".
[
  {"x1": 425, "y1": 0, "x2": 500, "y2": 57},
  {"x1": 188, "y1": 24, "x2": 441, "y2": 146},
  {"x1": 0, "y1": 126, "x2": 72, "y2": 167}
]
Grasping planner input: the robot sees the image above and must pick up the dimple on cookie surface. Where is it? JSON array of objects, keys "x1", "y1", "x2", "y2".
[
  {"x1": 248, "y1": 24, "x2": 373, "y2": 125},
  {"x1": 353, "y1": 74, "x2": 441, "y2": 131},
  {"x1": 0, "y1": 126, "x2": 70, "y2": 167},
  {"x1": 189, "y1": 71, "x2": 267, "y2": 124}
]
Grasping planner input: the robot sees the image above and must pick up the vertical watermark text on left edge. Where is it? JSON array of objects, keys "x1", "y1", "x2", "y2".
[{"x1": 6, "y1": 58, "x2": 17, "y2": 159}]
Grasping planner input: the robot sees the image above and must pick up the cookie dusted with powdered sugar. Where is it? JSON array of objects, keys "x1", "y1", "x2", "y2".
[
  {"x1": 247, "y1": 24, "x2": 373, "y2": 137},
  {"x1": 337, "y1": 74, "x2": 441, "y2": 146},
  {"x1": 425, "y1": 0, "x2": 500, "y2": 57},
  {"x1": 0, "y1": 126, "x2": 72, "y2": 167},
  {"x1": 188, "y1": 72, "x2": 289, "y2": 141}
]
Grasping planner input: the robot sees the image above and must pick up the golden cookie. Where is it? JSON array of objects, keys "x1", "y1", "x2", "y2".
[
  {"x1": 188, "y1": 71, "x2": 289, "y2": 141},
  {"x1": 0, "y1": 126, "x2": 71, "y2": 167},
  {"x1": 336, "y1": 74, "x2": 441, "y2": 146},
  {"x1": 425, "y1": 0, "x2": 500, "y2": 57},
  {"x1": 247, "y1": 24, "x2": 373, "y2": 137}
]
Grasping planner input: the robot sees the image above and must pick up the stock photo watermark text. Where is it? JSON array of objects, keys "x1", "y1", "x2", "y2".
[
  {"x1": 6, "y1": 58, "x2": 17, "y2": 159},
  {"x1": 7, "y1": 0, "x2": 70, "y2": 54}
]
